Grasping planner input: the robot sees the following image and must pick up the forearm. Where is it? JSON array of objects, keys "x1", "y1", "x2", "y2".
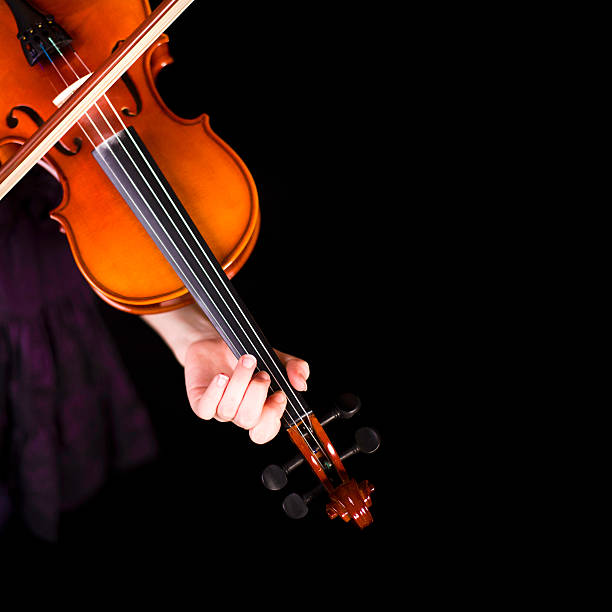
[{"x1": 141, "y1": 304, "x2": 220, "y2": 366}]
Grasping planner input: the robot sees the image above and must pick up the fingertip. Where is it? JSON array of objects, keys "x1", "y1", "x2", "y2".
[
  {"x1": 255, "y1": 370, "x2": 271, "y2": 383},
  {"x1": 241, "y1": 354, "x2": 257, "y2": 369},
  {"x1": 291, "y1": 374, "x2": 308, "y2": 392},
  {"x1": 248, "y1": 428, "x2": 267, "y2": 445},
  {"x1": 287, "y1": 359, "x2": 310, "y2": 391},
  {"x1": 290, "y1": 358, "x2": 310, "y2": 377},
  {"x1": 216, "y1": 373, "x2": 230, "y2": 387},
  {"x1": 248, "y1": 392, "x2": 286, "y2": 443},
  {"x1": 194, "y1": 395, "x2": 214, "y2": 421}
]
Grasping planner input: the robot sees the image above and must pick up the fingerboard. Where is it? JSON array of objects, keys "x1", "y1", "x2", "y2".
[{"x1": 93, "y1": 126, "x2": 312, "y2": 431}]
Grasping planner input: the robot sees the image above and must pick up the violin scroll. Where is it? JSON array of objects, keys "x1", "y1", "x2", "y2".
[
  {"x1": 262, "y1": 394, "x2": 380, "y2": 529},
  {"x1": 327, "y1": 479, "x2": 375, "y2": 528},
  {"x1": 261, "y1": 392, "x2": 365, "y2": 491}
]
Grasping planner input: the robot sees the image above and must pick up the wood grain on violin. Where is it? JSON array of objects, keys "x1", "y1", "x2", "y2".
[
  {"x1": 0, "y1": 0, "x2": 259, "y2": 313},
  {"x1": 0, "y1": 0, "x2": 377, "y2": 529}
]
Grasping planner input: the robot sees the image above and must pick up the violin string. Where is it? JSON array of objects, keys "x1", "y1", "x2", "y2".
[
  {"x1": 44, "y1": 40, "x2": 120, "y2": 146},
  {"x1": 48, "y1": 49, "x2": 282, "y2": 412},
  {"x1": 38, "y1": 45, "x2": 100, "y2": 150},
  {"x1": 42, "y1": 41, "x2": 326, "y2": 458},
  {"x1": 59, "y1": 63, "x2": 327, "y2": 464},
  {"x1": 38, "y1": 42, "x2": 243, "y2": 358},
  {"x1": 45, "y1": 40, "x2": 314, "y2": 445},
  {"x1": 65, "y1": 44, "x2": 322, "y2": 447}
]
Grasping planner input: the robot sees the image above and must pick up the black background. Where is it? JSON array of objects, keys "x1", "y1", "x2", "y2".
[{"x1": 4, "y1": 1, "x2": 405, "y2": 561}]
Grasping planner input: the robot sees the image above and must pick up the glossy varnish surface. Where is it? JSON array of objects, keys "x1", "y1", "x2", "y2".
[{"x1": 0, "y1": 0, "x2": 260, "y2": 313}]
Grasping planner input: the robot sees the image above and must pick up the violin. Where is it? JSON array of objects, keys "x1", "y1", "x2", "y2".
[{"x1": 0, "y1": 0, "x2": 379, "y2": 528}]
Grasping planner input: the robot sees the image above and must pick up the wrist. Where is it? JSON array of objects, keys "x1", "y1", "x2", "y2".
[{"x1": 141, "y1": 304, "x2": 220, "y2": 366}]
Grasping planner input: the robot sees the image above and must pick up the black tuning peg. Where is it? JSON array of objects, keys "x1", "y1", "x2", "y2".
[
  {"x1": 261, "y1": 453, "x2": 304, "y2": 491},
  {"x1": 283, "y1": 485, "x2": 324, "y2": 520},
  {"x1": 282, "y1": 493, "x2": 308, "y2": 520},
  {"x1": 340, "y1": 426, "x2": 381, "y2": 458},
  {"x1": 319, "y1": 392, "x2": 362, "y2": 426},
  {"x1": 261, "y1": 393, "x2": 363, "y2": 491},
  {"x1": 281, "y1": 427, "x2": 381, "y2": 520}
]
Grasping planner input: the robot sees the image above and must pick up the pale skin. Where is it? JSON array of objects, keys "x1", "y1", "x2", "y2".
[{"x1": 141, "y1": 304, "x2": 310, "y2": 444}]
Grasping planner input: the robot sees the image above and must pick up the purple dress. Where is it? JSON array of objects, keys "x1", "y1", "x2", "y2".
[{"x1": 0, "y1": 165, "x2": 158, "y2": 542}]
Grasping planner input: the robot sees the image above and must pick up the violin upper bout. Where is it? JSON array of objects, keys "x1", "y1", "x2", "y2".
[{"x1": 326, "y1": 479, "x2": 375, "y2": 529}]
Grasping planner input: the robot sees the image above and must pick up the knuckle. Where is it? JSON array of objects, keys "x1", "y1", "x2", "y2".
[
  {"x1": 235, "y1": 413, "x2": 258, "y2": 430},
  {"x1": 217, "y1": 390, "x2": 239, "y2": 417},
  {"x1": 233, "y1": 403, "x2": 261, "y2": 429},
  {"x1": 217, "y1": 402, "x2": 237, "y2": 420}
]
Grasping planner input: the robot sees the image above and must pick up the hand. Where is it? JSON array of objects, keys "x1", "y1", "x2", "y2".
[
  {"x1": 183, "y1": 338, "x2": 310, "y2": 444},
  {"x1": 141, "y1": 304, "x2": 309, "y2": 444}
]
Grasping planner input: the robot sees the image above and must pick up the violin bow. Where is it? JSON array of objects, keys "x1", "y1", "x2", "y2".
[{"x1": 0, "y1": 0, "x2": 380, "y2": 528}]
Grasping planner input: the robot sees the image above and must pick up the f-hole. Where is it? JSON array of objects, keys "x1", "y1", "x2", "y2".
[
  {"x1": 112, "y1": 40, "x2": 142, "y2": 117},
  {"x1": 6, "y1": 105, "x2": 82, "y2": 155}
]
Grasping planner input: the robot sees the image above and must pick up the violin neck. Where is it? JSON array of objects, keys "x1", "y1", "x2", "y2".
[{"x1": 92, "y1": 126, "x2": 311, "y2": 428}]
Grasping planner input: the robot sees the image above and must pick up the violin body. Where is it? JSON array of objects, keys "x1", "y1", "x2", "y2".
[
  {"x1": 0, "y1": 0, "x2": 378, "y2": 529},
  {"x1": 0, "y1": 0, "x2": 260, "y2": 313}
]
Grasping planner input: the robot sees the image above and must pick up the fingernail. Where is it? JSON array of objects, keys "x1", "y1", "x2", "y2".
[
  {"x1": 298, "y1": 378, "x2": 307, "y2": 391},
  {"x1": 242, "y1": 355, "x2": 256, "y2": 368},
  {"x1": 274, "y1": 392, "x2": 287, "y2": 404},
  {"x1": 257, "y1": 371, "x2": 270, "y2": 382},
  {"x1": 216, "y1": 374, "x2": 229, "y2": 387}
]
